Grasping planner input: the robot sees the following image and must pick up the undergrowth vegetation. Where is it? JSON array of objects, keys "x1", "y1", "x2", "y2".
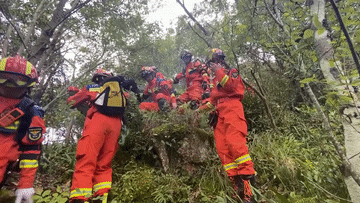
[{"x1": 24, "y1": 89, "x2": 351, "y2": 203}]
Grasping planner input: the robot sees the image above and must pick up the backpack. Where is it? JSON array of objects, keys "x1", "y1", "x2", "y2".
[{"x1": 94, "y1": 77, "x2": 127, "y2": 116}]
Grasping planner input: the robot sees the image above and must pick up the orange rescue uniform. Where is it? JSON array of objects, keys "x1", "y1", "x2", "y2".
[
  {"x1": 199, "y1": 66, "x2": 255, "y2": 177},
  {"x1": 139, "y1": 76, "x2": 175, "y2": 111},
  {"x1": 68, "y1": 84, "x2": 122, "y2": 201},
  {"x1": 0, "y1": 96, "x2": 46, "y2": 188},
  {"x1": 174, "y1": 61, "x2": 208, "y2": 103}
]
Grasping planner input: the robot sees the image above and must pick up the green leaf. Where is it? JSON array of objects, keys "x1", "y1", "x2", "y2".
[
  {"x1": 300, "y1": 75, "x2": 318, "y2": 85},
  {"x1": 303, "y1": 29, "x2": 313, "y2": 39},
  {"x1": 42, "y1": 190, "x2": 51, "y2": 197},
  {"x1": 273, "y1": 190, "x2": 291, "y2": 203},
  {"x1": 56, "y1": 186, "x2": 62, "y2": 193},
  {"x1": 317, "y1": 28, "x2": 325, "y2": 35}
]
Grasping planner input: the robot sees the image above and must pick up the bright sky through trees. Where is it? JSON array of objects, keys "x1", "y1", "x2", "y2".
[{"x1": 146, "y1": 0, "x2": 209, "y2": 29}]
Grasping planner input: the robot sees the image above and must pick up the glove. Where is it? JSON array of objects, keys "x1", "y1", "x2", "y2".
[{"x1": 15, "y1": 188, "x2": 35, "y2": 203}]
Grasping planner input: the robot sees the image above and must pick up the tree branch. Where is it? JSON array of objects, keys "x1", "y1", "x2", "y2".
[
  {"x1": 329, "y1": 0, "x2": 360, "y2": 75},
  {"x1": 176, "y1": 0, "x2": 209, "y2": 36},
  {"x1": 187, "y1": 22, "x2": 212, "y2": 48}
]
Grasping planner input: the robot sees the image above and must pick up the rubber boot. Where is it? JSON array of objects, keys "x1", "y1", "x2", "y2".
[
  {"x1": 158, "y1": 98, "x2": 169, "y2": 112},
  {"x1": 234, "y1": 175, "x2": 256, "y2": 203},
  {"x1": 189, "y1": 100, "x2": 199, "y2": 110},
  {"x1": 91, "y1": 193, "x2": 108, "y2": 203}
]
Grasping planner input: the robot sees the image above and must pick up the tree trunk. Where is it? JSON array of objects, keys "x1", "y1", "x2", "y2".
[
  {"x1": 64, "y1": 115, "x2": 75, "y2": 145},
  {"x1": 2, "y1": 24, "x2": 13, "y2": 57},
  {"x1": 28, "y1": 0, "x2": 68, "y2": 65},
  {"x1": 310, "y1": 0, "x2": 360, "y2": 201},
  {"x1": 18, "y1": 0, "x2": 47, "y2": 56}
]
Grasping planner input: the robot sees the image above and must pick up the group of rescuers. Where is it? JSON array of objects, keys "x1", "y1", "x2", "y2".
[{"x1": 0, "y1": 48, "x2": 256, "y2": 203}]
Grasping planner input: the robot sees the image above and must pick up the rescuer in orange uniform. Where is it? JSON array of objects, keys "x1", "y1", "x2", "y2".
[
  {"x1": 199, "y1": 49, "x2": 256, "y2": 203},
  {"x1": 0, "y1": 55, "x2": 46, "y2": 203},
  {"x1": 173, "y1": 50, "x2": 209, "y2": 109},
  {"x1": 68, "y1": 68, "x2": 140, "y2": 203},
  {"x1": 138, "y1": 66, "x2": 176, "y2": 111}
]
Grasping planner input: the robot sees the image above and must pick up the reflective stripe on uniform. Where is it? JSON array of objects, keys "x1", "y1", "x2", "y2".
[
  {"x1": 0, "y1": 58, "x2": 7, "y2": 71},
  {"x1": 223, "y1": 162, "x2": 237, "y2": 171},
  {"x1": 70, "y1": 188, "x2": 92, "y2": 198},
  {"x1": 93, "y1": 181, "x2": 111, "y2": 192},
  {"x1": 19, "y1": 159, "x2": 38, "y2": 168},
  {"x1": 26, "y1": 61, "x2": 33, "y2": 75},
  {"x1": 2, "y1": 120, "x2": 20, "y2": 130},
  {"x1": 235, "y1": 154, "x2": 252, "y2": 165},
  {"x1": 220, "y1": 75, "x2": 229, "y2": 87},
  {"x1": 206, "y1": 102, "x2": 215, "y2": 109},
  {"x1": 89, "y1": 87, "x2": 100, "y2": 92}
]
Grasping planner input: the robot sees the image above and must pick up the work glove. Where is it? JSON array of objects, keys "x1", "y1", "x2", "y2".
[{"x1": 15, "y1": 188, "x2": 35, "y2": 203}]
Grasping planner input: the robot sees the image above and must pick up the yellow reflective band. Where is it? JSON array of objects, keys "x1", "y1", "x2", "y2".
[
  {"x1": 0, "y1": 58, "x2": 7, "y2": 71},
  {"x1": 220, "y1": 75, "x2": 229, "y2": 87},
  {"x1": 89, "y1": 87, "x2": 100, "y2": 92},
  {"x1": 70, "y1": 188, "x2": 92, "y2": 198},
  {"x1": 209, "y1": 84, "x2": 214, "y2": 88},
  {"x1": 26, "y1": 61, "x2": 33, "y2": 75},
  {"x1": 3, "y1": 120, "x2": 20, "y2": 130},
  {"x1": 102, "y1": 193, "x2": 108, "y2": 203},
  {"x1": 28, "y1": 81, "x2": 36, "y2": 87},
  {"x1": 224, "y1": 162, "x2": 237, "y2": 171},
  {"x1": 93, "y1": 181, "x2": 111, "y2": 191},
  {"x1": 19, "y1": 160, "x2": 38, "y2": 168},
  {"x1": 235, "y1": 154, "x2": 252, "y2": 165},
  {"x1": 206, "y1": 102, "x2": 215, "y2": 109}
]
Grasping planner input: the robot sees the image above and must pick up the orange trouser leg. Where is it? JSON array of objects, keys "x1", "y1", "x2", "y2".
[
  {"x1": 139, "y1": 102, "x2": 159, "y2": 111},
  {"x1": 178, "y1": 91, "x2": 190, "y2": 103},
  {"x1": 186, "y1": 87, "x2": 203, "y2": 101},
  {"x1": 214, "y1": 115, "x2": 255, "y2": 177},
  {"x1": 92, "y1": 120, "x2": 121, "y2": 196},
  {"x1": 70, "y1": 112, "x2": 122, "y2": 200},
  {"x1": 0, "y1": 134, "x2": 19, "y2": 183}
]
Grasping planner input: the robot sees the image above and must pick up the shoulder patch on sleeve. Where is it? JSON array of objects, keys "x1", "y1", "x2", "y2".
[{"x1": 28, "y1": 127, "x2": 43, "y2": 141}]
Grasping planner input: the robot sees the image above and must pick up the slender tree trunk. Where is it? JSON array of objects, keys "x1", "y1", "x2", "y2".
[
  {"x1": 18, "y1": 0, "x2": 46, "y2": 56},
  {"x1": 65, "y1": 115, "x2": 75, "y2": 145},
  {"x1": 310, "y1": 1, "x2": 360, "y2": 201},
  {"x1": 2, "y1": 24, "x2": 13, "y2": 57}
]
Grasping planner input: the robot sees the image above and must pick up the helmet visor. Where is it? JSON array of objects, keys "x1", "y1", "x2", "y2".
[{"x1": 0, "y1": 71, "x2": 35, "y2": 87}]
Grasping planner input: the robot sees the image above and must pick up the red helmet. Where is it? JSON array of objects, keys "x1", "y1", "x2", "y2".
[
  {"x1": 150, "y1": 66, "x2": 158, "y2": 72},
  {"x1": 91, "y1": 68, "x2": 112, "y2": 83},
  {"x1": 209, "y1": 48, "x2": 225, "y2": 61},
  {"x1": 0, "y1": 55, "x2": 38, "y2": 87},
  {"x1": 140, "y1": 66, "x2": 156, "y2": 79}
]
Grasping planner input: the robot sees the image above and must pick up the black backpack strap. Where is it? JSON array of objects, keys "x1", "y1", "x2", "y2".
[
  {"x1": 16, "y1": 97, "x2": 35, "y2": 112},
  {"x1": 15, "y1": 97, "x2": 36, "y2": 144}
]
